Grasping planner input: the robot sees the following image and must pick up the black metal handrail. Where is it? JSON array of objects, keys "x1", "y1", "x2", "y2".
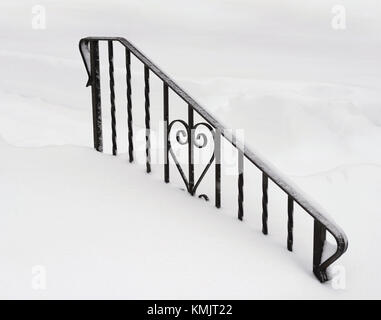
[{"x1": 79, "y1": 36, "x2": 348, "y2": 282}]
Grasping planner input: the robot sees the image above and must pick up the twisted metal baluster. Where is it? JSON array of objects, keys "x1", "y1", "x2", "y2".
[
  {"x1": 262, "y1": 173, "x2": 269, "y2": 235},
  {"x1": 188, "y1": 105, "x2": 194, "y2": 194},
  {"x1": 144, "y1": 65, "x2": 151, "y2": 173},
  {"x1": 288, "y1": 196, "x2": 294, "y2": 251},
  {"x1": 125, "y1": 48, "x2": 133, "y2": 162},
  {"x1": 90, "y1": 40, "x2": 103, "y2": 152},
  {"x1": 164, "y1": 83, "x2": 169, "y2": 183},
  {"x1": 238, "y1": 150, "x2": 244, "y2": 221},
  {"x1": 108, "y1": 41, "x2": 117, "y2": 156},
  {"x1": 215, "y1": 129, "x2": 221, "y2": 208}
]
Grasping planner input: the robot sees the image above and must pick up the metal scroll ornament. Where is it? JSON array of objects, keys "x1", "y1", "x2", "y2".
[{"x1": 168, "y1": 120, "x2": 215, "y2": 200}]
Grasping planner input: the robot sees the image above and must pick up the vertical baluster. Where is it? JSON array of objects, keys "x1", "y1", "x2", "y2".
[
  {"x1": 238, "y1": 150, "x2": 244, "y2": 221},
  {"x1": 108, "y1": 41, "x2": 117, "y2": 156},
  {"x1": 262, "y1": 173, "x2": 268, "y2": 235},
  {"x1": 90, "y1": 40, "x2": 103, "y2": 152},
  {"x1": 215, "y1": 129, "x2": 221, "y2": 208},
  {"x1": 125, "y1": 48, "x2": 133, "y2": 162},
  {"x1": 144, "y1": 65, "x2": 151, "y2": 173},
  {"x1": 188, "y1": 105, "x2": 195, "y2": 194},
  {"x1": 313, "y1": 219, "x2": 328, "y2": 282},
  {"x1": 163, "y1": 83, "x2": 169, "y2": 183},
  {"x1": 287, "y1": 196, "x2": 294, "y2": 251}
]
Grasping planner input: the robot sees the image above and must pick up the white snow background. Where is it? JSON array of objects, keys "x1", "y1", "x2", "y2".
[{"x1": 0, "y1": 0, "x2": 381, "y2": 299}]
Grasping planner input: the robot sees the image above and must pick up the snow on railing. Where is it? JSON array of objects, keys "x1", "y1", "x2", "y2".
[{"x1": 79, "y1": 36, "x2": 348, "y2": 283}]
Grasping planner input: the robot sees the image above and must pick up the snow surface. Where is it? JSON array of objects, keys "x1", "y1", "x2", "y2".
[
  {"x1": 0, "y1": 138, "x2": 345, "y2": 299},
  {"x1": 1, "y1": 0, "x2": 381, "y2": 299}
]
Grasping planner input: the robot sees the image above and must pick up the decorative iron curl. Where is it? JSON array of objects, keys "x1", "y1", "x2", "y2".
[
  {"x1": 168, "y1": 119, "x2": 189, "y2": 140},
  {"x1": 167, "y1": 119, "x2": 216, "y2": 198},
  {"x1": 167, "y1": 119, "x2": 191, "y2": 191},
  {"x1": 193, "y1": 122, "x2": 214, "y2": 149},
  {"x1": 176, "y1": 130, "x2": 188, "y2": 145}
]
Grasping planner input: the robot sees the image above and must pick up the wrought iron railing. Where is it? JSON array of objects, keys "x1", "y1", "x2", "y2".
[{"x1": 79, "y1": 36, "x2": 348, "y2": 283}]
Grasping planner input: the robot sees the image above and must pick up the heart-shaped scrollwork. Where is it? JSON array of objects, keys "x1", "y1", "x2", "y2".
[{"x1": 168, "y1": 119, "x2": 215, "y2": 197}]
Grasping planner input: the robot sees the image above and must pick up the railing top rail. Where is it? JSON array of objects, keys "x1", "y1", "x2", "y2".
[{"x1": 79, "y1": 36, "x2": 348, "y2": 262}]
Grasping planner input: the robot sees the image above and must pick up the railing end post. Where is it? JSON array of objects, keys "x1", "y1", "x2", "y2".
[
  {"x1": 313, "y1": 267, "x2": 329, "y2": 283},
  {"x1": 313, "y1": 219, "x2": 328, "y2": 282},
  {"x1": 88, "y1": 40, "x2": 103, "y2": 153}
]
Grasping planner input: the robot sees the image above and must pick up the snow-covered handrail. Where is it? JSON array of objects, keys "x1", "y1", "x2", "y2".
[{"x1": 79, "y1": 36, "x2": 348, "y2": 282}]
